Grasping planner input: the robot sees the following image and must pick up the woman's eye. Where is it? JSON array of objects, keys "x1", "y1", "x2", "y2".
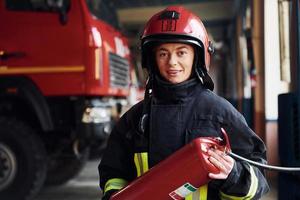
[
  {"x1": 159, "y1": 52, "x2": 167, "y2": 57},
  {"x1": 177, "y1": 51, "x2": 186, "y2": 56}
]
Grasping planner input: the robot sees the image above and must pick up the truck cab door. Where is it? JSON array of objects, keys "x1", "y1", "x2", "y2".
[{"x1": 0, "y1": 0, "x2": 86, "y2": 95}]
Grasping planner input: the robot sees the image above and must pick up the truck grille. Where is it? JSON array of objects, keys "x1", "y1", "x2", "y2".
[{"x1": 109, "y1": 53, "x2": 130, "y2": 88}]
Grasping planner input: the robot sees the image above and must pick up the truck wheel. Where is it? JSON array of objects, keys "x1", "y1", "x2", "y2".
[
  {"x1": 45, "y1": 147, "x2": 89, "y2": 186},
  {"x1": 0, "y1": 117, "x2": 47, "y2": 200},
  {"x1": 88, "y1": 139, "x2": 107, "y2": 160}
]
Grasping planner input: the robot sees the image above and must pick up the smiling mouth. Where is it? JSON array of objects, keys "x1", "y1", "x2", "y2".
[{"x1": 167, "y1": 70, "x2": 182, "y2": 76}]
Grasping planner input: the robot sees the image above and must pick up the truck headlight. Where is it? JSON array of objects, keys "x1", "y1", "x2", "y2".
[{"x1": 82, "y1": 107, "x2": 111, "y2": 124}]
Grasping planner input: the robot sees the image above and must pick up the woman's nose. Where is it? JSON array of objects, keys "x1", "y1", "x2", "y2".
[{"x1": 168, "y1": 53, "x2": 178, "y2": 66}]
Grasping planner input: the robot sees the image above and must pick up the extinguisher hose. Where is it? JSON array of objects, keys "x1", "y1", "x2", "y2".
[{"x1": 228, "y1": 152, "x2": 300, "y2": 172}]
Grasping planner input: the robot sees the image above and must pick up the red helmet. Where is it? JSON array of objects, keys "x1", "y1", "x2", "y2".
[{"x1": 141, "y1": 6, "x2": 214, "y2": 89}]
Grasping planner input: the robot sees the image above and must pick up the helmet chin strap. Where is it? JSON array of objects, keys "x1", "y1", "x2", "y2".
[
  {"x1": 195, "y1": 68, "x2": 214, "y2": 91},
  {"x1": 195, "y1": 68, "x2": 205, "y2": 84},
  {"x1": 194, "y1": 55, "x2": 207, "y2": 87},
  {"x1": 138, "y1": 74, "x2": 153, "y2": 134}
]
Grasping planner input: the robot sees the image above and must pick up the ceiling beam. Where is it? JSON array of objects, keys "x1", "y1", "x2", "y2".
[{"x1": 117, "y1": 1, "x2": 236, "y2": 26}]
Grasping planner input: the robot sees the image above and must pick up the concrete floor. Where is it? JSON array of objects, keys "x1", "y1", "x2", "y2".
[
  {"x1": 36, "y1": 160, "x2": 102, "y2": 200},
  {"x1": 262, "y1": 177, "x2": 277, "y2": 200},
  {"x1": 35, "y1": 160, "x2": 278, "y2": 200}
]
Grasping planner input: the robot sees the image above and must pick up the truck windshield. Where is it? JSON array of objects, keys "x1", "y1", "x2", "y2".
[
  {"x1": 85, "y1": 0, "x2": 120, "y2": 30},
  {"x1": 5, "y1": 0, "x2": 70, "y2": 12}
]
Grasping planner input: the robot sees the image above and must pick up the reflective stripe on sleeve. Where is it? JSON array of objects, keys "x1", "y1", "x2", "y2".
[
  {"x1": 220, "y1": 165, "x2": 258, "y2": 200},
  {"x1": 186, "y1": 193, "x2": 193, "y2": 200},
  {"x1": 185, "y1": 185, "x2": 208, "y2": 200},
  {"x1": 104, "y1": 178, "x2": 128, "y2": 194},
  {"x1": 134, "y1": 152, "x2": 149, "y2": 177},
  {"x1": 199, "y1": 185, "x2": 208, "y2": 200}
]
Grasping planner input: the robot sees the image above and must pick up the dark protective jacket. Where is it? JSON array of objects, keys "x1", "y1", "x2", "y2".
[{"x1": 99, "y1": 78, "x2": 270, "y2": 200}]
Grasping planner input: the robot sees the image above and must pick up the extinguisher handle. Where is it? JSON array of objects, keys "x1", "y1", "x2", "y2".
[{"x1": 220, "y1": 128, "x2": 231, "y2": 153}]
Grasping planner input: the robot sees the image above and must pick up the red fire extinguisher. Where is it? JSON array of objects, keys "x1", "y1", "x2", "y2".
[{"x1": 110, "y1": 128, "x2": 231, "y2": 200}]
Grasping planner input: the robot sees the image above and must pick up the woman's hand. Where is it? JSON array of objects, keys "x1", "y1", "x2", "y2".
[{"x1": 207, "y1": 148, "x2": 235, "y2": 180}]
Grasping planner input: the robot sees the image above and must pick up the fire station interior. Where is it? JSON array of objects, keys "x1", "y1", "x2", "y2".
[
  {"x1": 119, "y1": 0, "x2": 299, "y2": 199},
  {"x1": 0, "y1": 0, "x2": 299, "y2": 200}
]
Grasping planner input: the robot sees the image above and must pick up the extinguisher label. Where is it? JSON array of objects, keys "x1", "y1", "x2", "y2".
[{"x1": 169, "y1": 183, "x2": 197, "y2": 200}]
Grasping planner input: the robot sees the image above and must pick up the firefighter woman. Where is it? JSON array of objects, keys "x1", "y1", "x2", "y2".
[{"x1": 99, "y1": 6, "x2": 269, "y2": 200}]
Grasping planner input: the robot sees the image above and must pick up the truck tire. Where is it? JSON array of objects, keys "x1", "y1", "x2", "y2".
[
  {"x1": 45, "y1": 147, "x2": 89, "y2": 186},
  {"x1": 89, "y1": 139, "x2": 107, "y2": 160},
  {"x1": 0, "y1": 117, "x2": 47, "y2": 200}
]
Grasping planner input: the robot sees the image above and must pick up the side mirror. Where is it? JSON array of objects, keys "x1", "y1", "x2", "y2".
[{"x1": 46, "y1": 0, "x2": 69, "y2": 25}]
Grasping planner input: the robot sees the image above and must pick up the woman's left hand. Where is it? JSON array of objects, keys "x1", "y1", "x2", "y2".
[{"x1": 207, "y1": 148, "x2": 235, "y2": 180}]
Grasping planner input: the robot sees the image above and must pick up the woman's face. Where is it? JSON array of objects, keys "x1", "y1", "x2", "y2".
[{"x1": 155, "y1": 43, "x2": 194, "y2": 84}]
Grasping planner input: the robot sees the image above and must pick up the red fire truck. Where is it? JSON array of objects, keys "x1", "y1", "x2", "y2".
[{"x1": 0, "y1": 0, "x2": 132, "y2": 199}]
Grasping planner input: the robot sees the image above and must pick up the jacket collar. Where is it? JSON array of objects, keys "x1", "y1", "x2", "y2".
[{"x1": 152, "y1": 75, "x2": 202, "y2": 104}]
